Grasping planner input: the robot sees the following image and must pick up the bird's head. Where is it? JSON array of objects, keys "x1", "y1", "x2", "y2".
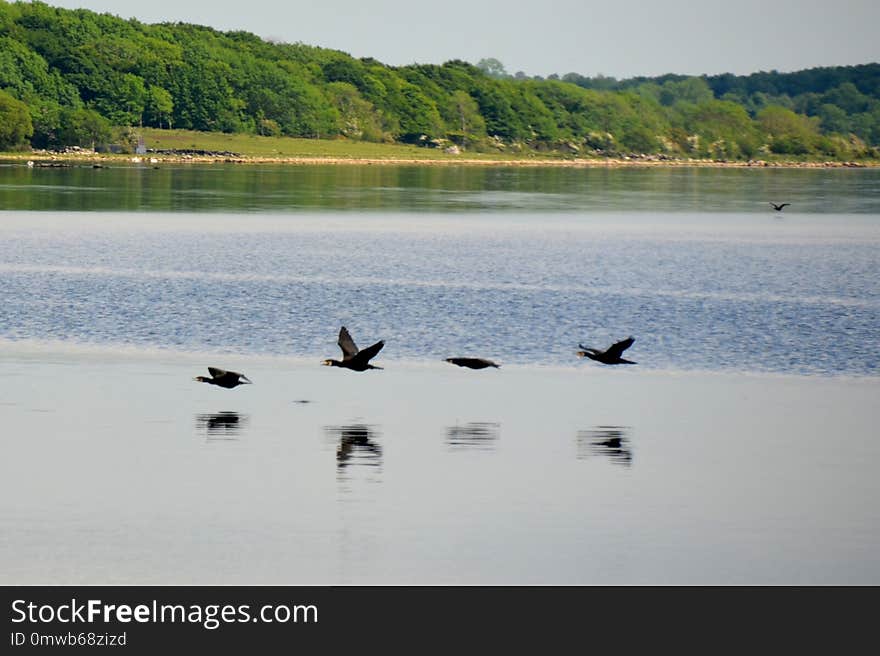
[
  {"x1": 322, "y1": 359, "x2": 337, "y2": 367},
  {"x1": 240, "y1": 375, "x2": 253, "y2": 384}
]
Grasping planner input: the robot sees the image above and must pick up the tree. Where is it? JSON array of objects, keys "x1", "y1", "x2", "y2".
[
  {"x1": 757, "y1": 105, "x2": 820, "y2": 155},
  {"x1": 28, "y1": 96, "x2": 63, "y2": 148},
  {"x1": 446, "y1": 89, "x2": 485, "y2": 138},
  {"x1": 817, "y1": 103, "x2": 850, "y2": 134},
  {"x1": 476, "y1": 58, "x2": 508, "y2": 79},
  {"x1": 0, "y1": 89, "x2": 33, "y2": 150},
  {"x1": 144, "y1": 85, "x2": 173, "y2": 128},
  {"x1": 88, "y1": 72, "x2": 147, "y2": 126},
  {"x1": 656, "y1": 77, "x2": 713, "y2": 106},
  {"x1": 326, "y1": 82, "x2": 383, "y2": 141},
  {"x1": 471, "y1": 82, "x2": 524, "y2": 140},
  {"x1": 57, "y1": 107, "x2": 111, "y2": 148}
]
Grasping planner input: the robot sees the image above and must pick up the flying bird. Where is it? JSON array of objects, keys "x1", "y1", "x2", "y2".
[
  {"x1": 769, "y1": 202, "x2": 790, "y2": 211},
  {"x1": 322, "y1": 326, "x2": 385, "y2": 371},
  {"x1": 576, "y1": 337, "x2": 637, "y2": 365},
  {"x1": 445, "y1": 357, "x2": 500, "y2": 370},
  {"x1": 194, "y1": 367, "x2": 253, "y2": 388}
]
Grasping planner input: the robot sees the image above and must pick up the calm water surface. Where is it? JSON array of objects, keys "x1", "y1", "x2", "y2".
[{"x1": 0, "y1": 163, "x2": 878, "y2": 583}]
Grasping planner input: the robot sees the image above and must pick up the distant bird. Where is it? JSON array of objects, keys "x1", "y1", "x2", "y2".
[
  {"x1": 576, "y1": 336, "x2": 637, "y2": 365},
  {"x1": 445, "y1": 357, "x2": 500, "y2": 370},
  {"x1": 194, "y1": 367, "x2": 253, "y2": 388},
  {"x1": 322, "y1": 326, "x2": 384, "y2": 371},
  {"x1": 770, "y1": 202, "x2": 790, "y2": 212}
]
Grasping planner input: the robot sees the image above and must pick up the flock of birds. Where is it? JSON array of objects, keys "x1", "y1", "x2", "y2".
[
  {"x1": 194, "y1": 326, "x2": 638, "y2": 389},
  {"x1": 195, "y1": 201, "x2": 793, "y2": 389}
]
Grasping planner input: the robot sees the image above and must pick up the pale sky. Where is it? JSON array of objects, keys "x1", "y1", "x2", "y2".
[{"x1": 30, "y1": 0, "x2": 880, "y2": 79}]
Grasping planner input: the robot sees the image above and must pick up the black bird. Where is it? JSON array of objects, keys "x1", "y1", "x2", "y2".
[
  {"x1": 194, "y1": 367, "x2": 253, "y2": 388},
  {"x1": 445, "y1": 357, "x2": 500, "y2": 370},
  {"x1": 576, "y1": 336, "x2": 637, "y2": 365},
  {"x1": 770, "y1": 202, "x2": 790, "y2": 211},
  {"x1": 322, "y1": 326, "x2": 384, "y2": 371}
]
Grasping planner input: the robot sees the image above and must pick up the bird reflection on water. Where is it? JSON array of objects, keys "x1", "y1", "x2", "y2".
[
  {"x1": 446, "y1": 422, "x2": 500, "y2": 451},
  {"x1": 325, "y1": 424, "x2": 383, "y2": 470},
  {"x1": 577, "y1": 426, "x2": 633, "y2": 466},
  {"x1": 195, "y1": 411, "x2": 249, "y2": 440}
]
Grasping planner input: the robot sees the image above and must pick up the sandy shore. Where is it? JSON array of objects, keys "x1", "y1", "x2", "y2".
[{"x1": 1, "y1": 342, "x2": 878, "y2": 584}]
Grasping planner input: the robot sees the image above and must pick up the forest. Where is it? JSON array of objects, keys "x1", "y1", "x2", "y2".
[{"x1": 1, "y1": 0, "x2": 879, "y2": 160}]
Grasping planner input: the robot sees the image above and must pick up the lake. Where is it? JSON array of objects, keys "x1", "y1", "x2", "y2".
[{"x1": 1, "y1": 162, "x2": 878, "y2": 583}]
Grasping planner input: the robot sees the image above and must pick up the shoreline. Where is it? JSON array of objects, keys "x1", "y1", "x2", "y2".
[{"x1": 2, "y1": 151, "x2": 877, "y2": 169}]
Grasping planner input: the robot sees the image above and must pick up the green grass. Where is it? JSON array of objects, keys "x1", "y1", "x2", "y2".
[{"x1": 139, "y1": 128, "x2": 537, "y2": 161}]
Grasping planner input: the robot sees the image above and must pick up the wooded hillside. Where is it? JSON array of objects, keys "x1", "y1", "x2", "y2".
[{"x1": 1, "y1": 1, "x2": 878, "y2": 160}]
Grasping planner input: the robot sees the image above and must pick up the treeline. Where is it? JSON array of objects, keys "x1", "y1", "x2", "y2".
[
  {"x1": 1, "y1": 1, "x2": 878, "y2": 160},
  {"x1": 558, "y1": 65, "x2": 880, "y2": 155}
]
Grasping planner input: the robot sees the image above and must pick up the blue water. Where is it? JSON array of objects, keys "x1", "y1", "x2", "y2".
[{"x1": 1, "y1": 205, "x2": 878, "y2": 376}]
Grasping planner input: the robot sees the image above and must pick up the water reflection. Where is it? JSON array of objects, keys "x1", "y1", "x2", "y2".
[
  {"x1": 195, "y1": 411, "x2": 249, "y2": 440},
  {"x1": 325, "y1": 424, "x2": 383, "y2": 471},
  {"x1": 4, "y1": 164, "x2": 876, "y2": 213},
  {"x1": 577, "y1": 426, "x2": 633, "y2": 466},
  {"x1": 446, "y1": 422, "x2": 500, "y2": 451}
]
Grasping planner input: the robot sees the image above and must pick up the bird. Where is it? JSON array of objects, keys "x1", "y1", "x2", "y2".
[
  {"x1": 322, "y1": 326, "x2": 384, "y2": 371},
  {"x1": 770, "y1": 202, "x2": 790, "y2": 211},
  {"x1": 194, "y1": 367, "x2": 253, "y2": 388},
  {"x1": 576, "y1": 336, "x2": 637, "y2": 365},
  {"x1": 445, "y1": 357, "x2": 500, "y2": 370}
]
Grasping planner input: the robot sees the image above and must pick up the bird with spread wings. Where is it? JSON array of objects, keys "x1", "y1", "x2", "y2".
[
  {"x1": 323, "y1": 326, "x2": 385, "y2": 371},
  {"x1": 576, "y1": 337, "x2": 637, "y2": 365}
]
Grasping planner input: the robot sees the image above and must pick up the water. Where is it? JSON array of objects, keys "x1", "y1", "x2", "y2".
[
  {"x1": 1, "y1": 162, "x2": 878, "y2": 584},
  {"x1": 0, "y1": 199, "x2": 878, "y2": 375},
  {"x1": 1, "y1": 162, "x2": 878, "y2": 213}
]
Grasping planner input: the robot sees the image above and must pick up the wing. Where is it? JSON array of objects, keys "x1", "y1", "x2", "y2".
[
  {"x1": 605, "y1": 337, "x2": 634, "y2": 358},
  {"x1": 337, "y1": 326, "x2": 359, "y2": 359},
  {"x1": 208, "y1": 367, "x2": 228, "y2": 379},
  {"x1": 354, "y1": 340, "x2": 384, "y2": 363},
  {"x1": 780, "y1": 203, "x2": 790, "y2": 209}
]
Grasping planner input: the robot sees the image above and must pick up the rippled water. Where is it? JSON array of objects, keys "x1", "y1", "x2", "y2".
[{"x1": 1, "y1": 203, "x2": 878, "y2": 376}]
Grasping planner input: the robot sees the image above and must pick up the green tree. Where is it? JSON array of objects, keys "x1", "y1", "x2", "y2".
[
  {"x1": 758, "y1": 105, "x2": 820, "y2": 155},
  {"x1": 144, "y1": 85, "x2": 173, "y2": 128},
  {"x1": 57, "y1": 106, "x2": 111, "y2": 148},
  {"x1": 27, "y1": 96, "x2": 63, "y2": 148},
  {"x1": 664, "y1": 77, "x2": 713, "y2": 106},
  {"x1": 471, "y1": 82, "x2": 526, "y2": 140},
  {"x1": 476, "y1": 58, "x2": 509, "y2": 79},
  {"x1": 445, "y1": 89, "x2": 485, "y2": 139},
  {"x1": 817, "y1": 103, "x2": 850, "y2": 134},
  {"x1": 673, "y1": 99, "x2": 761, "y2": 158},
  {"x1": 326, "y1": 81, "x2": 383, "y2": 141},
  {"x1": 88, "y1": 72, "x2": 147, "y2": 126},
  {"x1": 0, "y1": 88, "x2": 33, "y2": 149}
]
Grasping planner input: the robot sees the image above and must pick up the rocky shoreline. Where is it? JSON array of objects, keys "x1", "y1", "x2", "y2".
[{"x1": 2, "y1": 150, "x2": 876, "y2": 169}]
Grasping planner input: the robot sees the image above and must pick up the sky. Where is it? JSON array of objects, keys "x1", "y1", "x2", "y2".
[{"x1": 32, "y1": 0, "x2": 880, "y2": 79}]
